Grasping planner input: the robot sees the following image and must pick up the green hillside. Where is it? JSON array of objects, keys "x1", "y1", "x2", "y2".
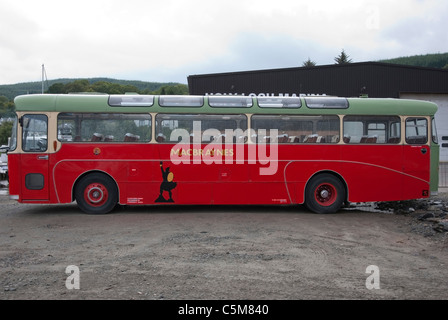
[
  {"x1": 378, "y1": 52, "x2": 448, "y2": 69},
  {"x1": 0, "y1": 78, "x2": 185, "y2": 100},
  {"x1": 2, "y1": 52, "x2": 447, "y2": 100}
]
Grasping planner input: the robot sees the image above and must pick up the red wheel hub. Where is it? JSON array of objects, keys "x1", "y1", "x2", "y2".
[
  {"x1": 84, "y1": 183, "x2": 108, "y2": 207},
  {"x1": 314, "y1": 183, "x2": 337, "y2": 206}
]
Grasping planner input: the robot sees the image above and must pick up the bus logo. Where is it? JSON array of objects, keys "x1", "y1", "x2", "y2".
[{"x1": 155, "y1": 161, "x2": 177, "y2": 203}]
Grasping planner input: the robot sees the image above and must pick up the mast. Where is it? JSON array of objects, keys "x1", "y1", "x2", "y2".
[
  {"x1": 42, "y1": 64, "x2": 45, "y2": 94},
  {"x1": 41, "y1": 64, "x2": 49, "y2": 94}
]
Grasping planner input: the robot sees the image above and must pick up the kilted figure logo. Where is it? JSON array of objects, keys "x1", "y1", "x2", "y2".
[{"x1": 155, "y1": 161, "x2": 177, "y2": 203}]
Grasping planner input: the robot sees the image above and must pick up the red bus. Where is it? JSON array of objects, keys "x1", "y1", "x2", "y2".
[{"x1": 7, "y1": 94, "x2": 439, "y2": 214}]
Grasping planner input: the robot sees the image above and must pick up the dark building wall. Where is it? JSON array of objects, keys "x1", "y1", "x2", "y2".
[{"x1": 188, "y1": 62, "x2": 448, "y2": 98}]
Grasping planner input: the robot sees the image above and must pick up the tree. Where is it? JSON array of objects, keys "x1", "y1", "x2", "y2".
[
  {"x1": 47, "y1": 83, "x2": 66, "y2": 94},
  {"x1": 46, "y1": 80, "x2": 188, "y2": 96},
  {"x1": 154, "y1": 84, "x2": 189, "y2": 95},
  {"x1": 302, "y1": 58, "x2": 316, "y2": 67},
  {"x1": 0, "y1": 96, "x2": 15, "y2": 119},
  {"x1": 334, "y1": 49, "x2": 353, "y2": 64},
  {"x1": 65, "y1": 80, "x2": 91, "y2": 93},
  {"x1": 0, "y1": 121, "x2": 13, "y2": 145}
]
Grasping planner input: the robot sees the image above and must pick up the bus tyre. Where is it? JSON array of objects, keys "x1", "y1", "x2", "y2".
[
  {"x1": 305, "y1": 174, "x2": 345, "y2": 214},
  {"x1": 75, "y1": 173, "x2": 118, "y2": 214}
]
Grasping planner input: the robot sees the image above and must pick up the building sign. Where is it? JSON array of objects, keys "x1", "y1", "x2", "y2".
[{"x1": 205, "y1": 93, "x2": 328, "y2": 97}]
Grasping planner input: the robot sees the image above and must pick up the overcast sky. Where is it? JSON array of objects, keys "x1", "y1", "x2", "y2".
[{"x1": 0, "y1": 0, "x2": 447, "y2": 85}]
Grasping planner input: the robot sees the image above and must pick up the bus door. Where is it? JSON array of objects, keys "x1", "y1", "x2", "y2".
[
  {"x1": 19, "y1": 114, "x2": 49, "y2": 201},
  {"x1": 403, "y1": 117, "x2": 431, "y2": 196}
]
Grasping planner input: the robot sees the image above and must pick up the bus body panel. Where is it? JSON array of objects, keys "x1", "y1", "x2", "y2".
[
  {"x1": 20, "y1": 153, "x2": 50, "y2": 201},
  {"x1": 6, "y1": 153, "x2": 20, "y2": 199},
  {"x1": 45, "y1": 143, "x2": 431, "y2": 206},
  {"x1": 7, "y1": 153, "x2": 50, "y2": 202},
  {"x1": 341, "y1": 145, "x2": 429, "y2": 202}
]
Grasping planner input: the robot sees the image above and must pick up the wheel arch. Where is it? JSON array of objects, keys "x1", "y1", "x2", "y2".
[
  {"x1": 304, "y1": 170, "x2": 348, "y2": 204},
  {"x1": 72, "y1": 170, "x2": 119, "y2": 203}
]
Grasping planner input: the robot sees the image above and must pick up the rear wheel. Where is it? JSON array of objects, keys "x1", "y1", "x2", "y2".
[
  {"x1": 75, "y1": 173, "x2": 118, "y2": 214},
  {"x1": 305, "y1": 174, "x2": 345, "y2": 214}
]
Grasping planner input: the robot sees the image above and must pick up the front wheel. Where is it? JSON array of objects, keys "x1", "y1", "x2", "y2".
[
  {"x1": 305, "y1": 174, "x2": 346, "y2": 214},
  {"x1": 75, "y1": 173, "x2": 118, "y2": 214}
]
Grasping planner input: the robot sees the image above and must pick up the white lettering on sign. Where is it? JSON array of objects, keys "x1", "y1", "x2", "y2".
[{"x1": 205, "y1": 93, "x2": 328, "y2": 97}]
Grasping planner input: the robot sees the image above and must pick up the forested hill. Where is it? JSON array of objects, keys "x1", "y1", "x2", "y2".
[
  {"x1": 378, "y1": 52, "x2": 448, "y2": 69},
  {"x1": 2, "y1": 53, "x2": 447, "y2": 100},
  {"x1": 0, "y1": 78, "x2": 185, "y2": 100}
]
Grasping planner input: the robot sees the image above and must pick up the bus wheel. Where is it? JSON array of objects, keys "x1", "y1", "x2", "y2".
[
  {"x1": 305, "y1": 174, "x2": 345, "y2": 214},
  {"x1": 75, "y1": 173, "x2": 118, "y2": 214}
]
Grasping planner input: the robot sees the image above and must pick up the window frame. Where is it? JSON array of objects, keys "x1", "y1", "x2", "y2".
[
  {"x1": 21, "y1": 114, "x2": 48, "y2": 152},
  {"x1": 251, "y1": 114, "x2": 340, "y2": 144},
  {"x1": 305, "y1": 97, "x2": 349, "y2": 109},
  {"x1": 405, "y1": 117, "x2": 428, "y2": 145},
  {"x1": 343, "y1": 115, "x2": 401, "y2": 144},
  {"x1": 108, "y1": 95, "x2": 154, "y2": 107},
  {"x1": 57, "y1": 113, "x2": 152, "y2": 143},
  {"x1": 208, "y1": 96, "x2": 253, "y2": 108},
  {"x1": 155, "y1": 113, "x2": 248, "y2": 144},
  {"x1": 257, "y1": 97, "x2": 301, "y2": 109},
  {"x1": 159, "y1": 96, "x2": 204, "y2": 108}
]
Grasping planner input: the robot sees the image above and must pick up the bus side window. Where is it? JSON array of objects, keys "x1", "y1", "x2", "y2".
[
  {"x1": 251, "y1": 115, "x2": 339, "y2": 144},
  {"x1": 388, "y1": 122, "x2": 401, "y2": 143},
  {"x1": 251, "y1": 115, "x2": 311, "y2": 143},
  {"x1": 343, "y1": 116, "x2": 401, "y2": 144},
  {"x1": 57, "y1": 113, "x2": 151, "y2": 143},
  {"x1": 155, "y1": 114, "x2": 248, "y2": 143},
  {"x1": 316, "y1": 116, "x2": 339, "y2": 143},
  {"x1": 432, "y1": 117, "x2": 438, "y2": 144},
  {"x1": 22, "y1": 114, "x2": 48, "y2": 152},
  {"x1": 406, "y1": 118, "x2": 428, "y2": 144}
]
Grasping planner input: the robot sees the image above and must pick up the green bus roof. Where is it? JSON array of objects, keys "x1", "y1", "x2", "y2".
[{"x1": 13, "y1": 94, "x2": 438, "y2": 116}]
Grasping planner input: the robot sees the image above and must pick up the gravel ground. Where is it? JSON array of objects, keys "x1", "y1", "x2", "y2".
[{"x1": 0, "y1": 187, "x2": 447, "y2": 300}]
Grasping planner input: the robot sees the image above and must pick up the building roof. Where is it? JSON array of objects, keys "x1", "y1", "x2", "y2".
[{"x1": 188, "y1": 62, "x2": 448, "y2": 98}]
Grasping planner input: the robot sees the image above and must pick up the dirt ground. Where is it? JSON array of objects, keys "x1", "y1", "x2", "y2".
[{"x1": 1, "y1": 190, "x2": 447, "y2": 301}]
